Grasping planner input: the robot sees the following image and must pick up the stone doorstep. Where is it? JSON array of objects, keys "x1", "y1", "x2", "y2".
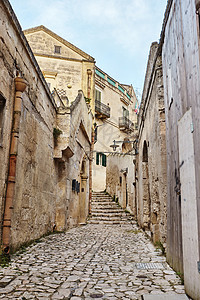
[{"x1": 142, "y1": 295, "x2": 189, "y2": 300}]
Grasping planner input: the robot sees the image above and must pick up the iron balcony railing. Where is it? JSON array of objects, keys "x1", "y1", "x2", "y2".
[
  {"x1": 119, "y1": 116, "x2": 134, "y2": 130},
  {"x1": 95, "y1": 100, "x2": 110, "y2": 118}
]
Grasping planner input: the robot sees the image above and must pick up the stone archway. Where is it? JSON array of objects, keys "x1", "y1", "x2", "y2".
[{"x1": 142, "y1": 141, "x2": 151, "y2": 229}]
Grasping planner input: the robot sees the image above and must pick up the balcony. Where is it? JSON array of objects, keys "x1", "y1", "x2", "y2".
[
  {"x1": 95, "y1": 100, "x2": 110, "y2": 119},
  {"x1": 119, "y1": 116, "x2": 134, "y2": 131}
]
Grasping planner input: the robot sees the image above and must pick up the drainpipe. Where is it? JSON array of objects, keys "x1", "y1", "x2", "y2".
[
  {"x1": 89, "y1": 129, "x2": 94, "y2": 215},
  {"x1": 2, "y1": 76, "x2": 27, "y2": 253},
  {"x1": 87, "y1": 69, "x2": 93, "y2": 215}
]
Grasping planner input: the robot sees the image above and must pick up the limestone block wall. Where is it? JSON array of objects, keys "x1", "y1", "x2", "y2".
[
  {"x1": 106, "y1": 154, "x2": 136, "y2": 214},
  {"x1": 137, "y1": 43, "x2": 167, "y2": 245},
  {"x1": 0, "y1": 0, "x2": 58, "y2": 250},
  {"x1": 54, "y1": 91, "x2": 92, "y2": 230}
]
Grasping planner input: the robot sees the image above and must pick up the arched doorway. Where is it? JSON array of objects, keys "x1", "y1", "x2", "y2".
[
  {"x1": 79, "y1": 156, "x2": 88, "y2": 224},
  {"x1": 142, "y1": 141, "x2": 151, "y2": 229}
]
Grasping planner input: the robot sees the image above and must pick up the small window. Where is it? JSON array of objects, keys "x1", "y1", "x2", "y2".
[
  {"x1": 47, "y1": 82, "x2": 51, "y2": 89},
  {"x1": 54, "y1": 45, "x2": 61, "y2": 54},
  {"x1": 96, "y1": 152, "x2": 106, "y2": 167},
  {"x1": 95, "y1": 89, "x2": 101, "y2": 102},
  {"x1": 0, "y1": 93, "x2": 6, "y2": 145},
  {"x1": 122, "y1": 106, "x2": 129, "y2": 118}
]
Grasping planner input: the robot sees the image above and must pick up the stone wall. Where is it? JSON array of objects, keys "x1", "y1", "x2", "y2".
[
  {"x1": 54, "y1": 91, "x2": 92, "y2": 230},
  {"x1": 0, "y1": 0, "x2": 93, "y2": 251},
  {"x1": 0, "y1": 0, "x2": 57, "y2": 250},
  {"x1": 137, "y1": 42, "x2": 167, "y2": 245},
  {"x1": 106, "y1": 154, "x2": 136, "y2": 214},
  {"x1": 161, "y1": 0, "x2": 200, "y2": 297}
]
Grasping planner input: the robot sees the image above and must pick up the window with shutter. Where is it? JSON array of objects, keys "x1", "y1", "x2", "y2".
[
  {"x1": 96, "y1": 152, "x2": 99, "y2": 165},
  {"x1": 102, "y1": 154, "x2": 107, "y2": 167},
  {"x1": 95, "y1": 89, "x2": 101, "y2": 102}
]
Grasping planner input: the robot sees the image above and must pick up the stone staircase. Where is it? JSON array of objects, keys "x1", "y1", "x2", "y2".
[{"x1": 87, "y1": 191, "x2": 135, "y2": 225}]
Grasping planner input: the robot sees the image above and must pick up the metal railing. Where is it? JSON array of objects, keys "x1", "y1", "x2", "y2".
[
  {"x1": 119, "y1": 116, "x2": 134, "y2": 130},
  {"x1": 95, "y1": 100, "x2": 110, "y2": 118}
]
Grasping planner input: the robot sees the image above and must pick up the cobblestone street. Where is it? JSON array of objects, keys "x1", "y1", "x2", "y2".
[{"x1": 0, "y1": 223, "x2": 188, "y2": 300}]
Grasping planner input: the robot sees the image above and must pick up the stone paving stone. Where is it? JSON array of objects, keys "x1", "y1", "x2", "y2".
[{"x1": 0, "y1": 224, "x2": 189, "y2": 299}]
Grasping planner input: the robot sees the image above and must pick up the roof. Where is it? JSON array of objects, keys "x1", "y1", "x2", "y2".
[{"x1": 24, "y1": 25, "x2": 95, "y2": 62}]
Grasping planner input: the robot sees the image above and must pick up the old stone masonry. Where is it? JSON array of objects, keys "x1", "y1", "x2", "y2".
[{"x1": 0, "y1": 222, "x2": 188, "y2": 299}]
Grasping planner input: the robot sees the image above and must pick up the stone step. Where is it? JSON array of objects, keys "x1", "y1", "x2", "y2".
[
  {"x1": 91, "y1": 211, "x2": 128, "y2": 215},
  {"x1": 89, "y1": 191, "x2": 134, "y2": 225},
  {"x1": 87, "y1": 220, "x2": 133, "y2": 225},
  {"x1": 91, "y1": 201, "x2": 119, "y2": 205},
  {"x1": 91, "y1": 209, "x2": 125, "y2": 214}
]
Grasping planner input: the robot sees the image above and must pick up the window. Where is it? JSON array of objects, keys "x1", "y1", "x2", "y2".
[
  {"x1": 0, "y1": 93, "x2": 6, "y2": 145},
  {"x1": 122, "y1": 106, "x2": 129, "y2": 118},
  {"x1": 54, "y1": 45, "x2": 61, "y2": 54},
  {"x1": 95, "y1": 89, "x2": 101, "y2": 102},
  {"x1": 96, "y1": 152, "x2": 106, "y2": 167}
]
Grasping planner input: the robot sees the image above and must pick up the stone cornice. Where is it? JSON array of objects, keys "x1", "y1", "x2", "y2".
[{"x1": 34, "y1": 53, "x2": 93, "y2": 63}]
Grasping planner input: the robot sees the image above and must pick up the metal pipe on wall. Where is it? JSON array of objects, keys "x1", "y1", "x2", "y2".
[{"x1": 2, "y1": 76, "x2": 27, "y2": 253}]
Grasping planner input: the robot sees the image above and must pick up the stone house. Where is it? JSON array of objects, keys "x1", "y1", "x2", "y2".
[
  {"x1": 0, "y1": 0, "x2": 92, "y2": 252},
  {"x1": 94, "y1": 66, "x2": 138, "y2": 192},
  {"x1": 160, "y1": 0, "x2": 200, "y2": 298},
  {"x1": 24, "y1": 26, "x2": 139, "y2": 197},
  {"x1": 136, "y1": 42, "x2": 167, "y2": 245}
]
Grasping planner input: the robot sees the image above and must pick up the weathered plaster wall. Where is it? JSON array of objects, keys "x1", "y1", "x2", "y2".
[
  {"x1": 137, "y1": 43, "x2": 167, "y2": 245},
  {"x1": 162, "y1": 0, "x2": 200, "y2": 297},
  {"x1": 106, "y1": 154, "x2": 135, "y2": 214}
]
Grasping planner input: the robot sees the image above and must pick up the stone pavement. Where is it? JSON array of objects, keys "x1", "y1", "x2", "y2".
[{"x1": 0, "y1": 223, "x2": 189, "y2": 300}]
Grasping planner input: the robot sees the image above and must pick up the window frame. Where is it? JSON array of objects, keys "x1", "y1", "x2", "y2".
[{"x1": 54, "y1": 45, "x2": 61, "y2": 54}]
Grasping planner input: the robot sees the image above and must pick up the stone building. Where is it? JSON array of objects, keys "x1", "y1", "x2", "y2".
[
  {"x1": 160, "y1": 0, "x2": 200, "y2": 298},
  {"x1": 136, "y1": 42, "x2": 167, "y2": 245},
  {"x1": 94, "y1": 66, "x2": 138, "y2": 192},
  {"x1": 0, "y1": 0, "x2": 92, "y2": 252},
  {"x1": 24, "y1": 26, "x2": 139, "y2": 195},
  {"x1": 24, "y1": 26, "x2": 95, "y2": 108}
]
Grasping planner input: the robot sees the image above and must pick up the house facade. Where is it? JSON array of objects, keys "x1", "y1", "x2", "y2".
[
  {"x1": 93, "y1": 66, "x2": 138, "y2": 192},
  {"x1": 24, "y1": 27, "x2": 139, "y2": 195}
]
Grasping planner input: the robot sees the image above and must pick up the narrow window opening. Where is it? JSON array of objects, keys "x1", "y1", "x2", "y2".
[
  {"x1": 95, "y1": 89, "x2": 101, "y2": 102},
  {"x1": 0, "y1": 93, "x2": 6, "y2": 146},
  {"x1": 54, "y1": 45, "x2": 61, "y2": 54}
]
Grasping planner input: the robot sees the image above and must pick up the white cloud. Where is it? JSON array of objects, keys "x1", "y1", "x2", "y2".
[{"x1": 10, "y1": 0, "x2": 167, "y2": 89}]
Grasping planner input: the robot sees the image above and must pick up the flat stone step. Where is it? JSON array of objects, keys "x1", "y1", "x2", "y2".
[{"x1": 91, "y1": 211, "x2": 126, "y2": 216}]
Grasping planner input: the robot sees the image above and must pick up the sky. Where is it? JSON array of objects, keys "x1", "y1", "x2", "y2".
[{"x1": 9, "y1": 0, "x2": 167, "y2": 99}]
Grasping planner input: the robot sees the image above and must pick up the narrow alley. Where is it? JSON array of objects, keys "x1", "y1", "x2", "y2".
[{"x1": 0, "y1": 218, "x2": 188, "y2": 299}]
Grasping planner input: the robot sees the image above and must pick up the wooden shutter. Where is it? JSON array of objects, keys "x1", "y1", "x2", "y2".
[
  {"x1": 102, "y1": 154, "x2": 107, "y2": 167},
  {"x1": 96, "y1": 152, "x2": 99, "y2": 165}
]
